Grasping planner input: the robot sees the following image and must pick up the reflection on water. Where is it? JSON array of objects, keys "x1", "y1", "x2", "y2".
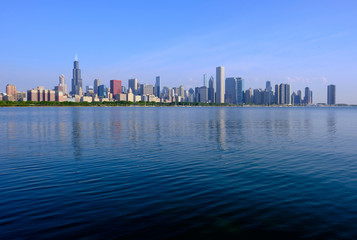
[
  {"x1": 327, "y1": 109, "x2": 336, "y2": 136},
  {"x1": 217, "y1": 108, "x2": 226, "y2": 150},
  {"x1": 1, "y1": 107, "x2": 357, "y2": 239},
  {"x1": 72, "y1": 108, "x2": 82, "y2": 160}
]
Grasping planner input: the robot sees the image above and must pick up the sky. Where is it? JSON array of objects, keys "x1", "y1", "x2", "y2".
[{"x1": 0, "y1": 0, "x2": 357, "y2": 103}]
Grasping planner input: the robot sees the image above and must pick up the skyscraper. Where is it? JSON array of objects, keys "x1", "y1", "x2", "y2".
[
  {"x1": 278, "y1": 84, "x2": 291, "y2": 105},
  {"x1": 216, "y1": 66, "x2": 225, "y2": 103},
  {"x1": 203, "y1": 74, "x2": 209, "y2": 87},
  {"x1": 94, "y1": 79, "x2": 101, "y2": 95},
  {"x1": 55, "y1": 75, "x2": 67, "y2": 94},
  {"x1": 199, "y1": 86, "x2": 208, "y2": 103},
  {"x1": 208, "y1": 76, "x2": 215, "y2": 103},
  {"x1": 128, "y1": 78, "x2": 137, "y2": 94},
  {"x1": 98, "y1": 85, "x2": 107, "y2": 98},
  {"x1": 275, "y1": 84, "x2": 280, "y2": 104},
  {"x1": 304, "y1": 87, "x2": 312, "y2": 105},
  {"x1": 279, "y1": 84, "x2": 285, "y2": 104},
  {"x1": 327, "y1": 84, "x2": 336, "y2": 105},
  {"x1": 110, "y1": 80, "x2": 122, "y2": 96},
  {"x1": 285, "y1": 84, "x2": 291, "y2": 105},
  {"x1": 237, "y1": 78, "x2": 244, "y2": 104},
  {"x1": 71, "y1": 59, "x2": 83, "y2": 95},
  {"x1": 155, "y1": 76, "x2": 161, "y2": 98},
  {"x1": 265, "y1": 81, "x2": 272, "y2": 92},
  {"x1": 178, "y1": 85, "x2": 185, "y2": 98},
  {"x1": 225, "y1": 77, "x2": 237, "y2": 104}
]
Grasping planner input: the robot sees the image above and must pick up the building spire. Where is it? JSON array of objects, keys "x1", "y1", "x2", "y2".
[{"x1": 74, "y1": 53, "x2": 78, "y2": 61}]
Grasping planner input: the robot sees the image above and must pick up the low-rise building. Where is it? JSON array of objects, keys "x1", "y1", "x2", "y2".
[{"x1": 81, "y1": 96, "x2": 92, "y2": 103}]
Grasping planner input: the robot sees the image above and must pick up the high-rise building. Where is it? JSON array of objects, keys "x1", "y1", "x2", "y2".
[
  {"x1": 237, "y1": 78, "x2": 244, "y2": 104},
  {"x1": 71, "y1": 59, "x2": 83, "y2": 95},
  {"x1": 297, "y1": 90, "x2": 302, "y2": 101},
  {"x1": 199, "y1": 86, "x2": 209, "y2": 103},
  {"x1": 327, "y1": 84, "x2": 336, "y2": 105},
  {"x1": 56, "y1": 74, "x2": 68, "y2": 95},
  {"x1": 278, "y1": 84, "x2": 285, "y2": 104},
  {"x1": 265, "y1": 81, "x2": 272, "y2": 92},
  {"x1": 291, "y1": 92, "x2": 301, "y2": 105},
  {"x1": 94, "y1": 79, "x2": 101, "y2": 95},
  {"x1": 216, "y1": 66, "x2": 225, "y2": 103},
  {"x1": 225, "y1": 77, "x2": 237, "y2": 104},
  {"x1": 141, "y1": 84, "x2": 154, "y2": 95},
  {"x1": 178, "y1": 85, "x2": 185, "y2": 98},
  {"x1": 203, "y1": 74, "x2": 209, "y2": 87},
  {"x1": 110, "y1": 80, "x2": 122, "y2": 96},
  {"x1": 98, "y1": 85, "x2": 107, "y2": 98},
  {"x1": 304, "y1": 87, "x2": 312, "y2": 105},
  {"x1": 275, "y1": 84, "x2": 280, "y2": 104},
  {"x1": 208, "y1": 76, "x2": 215, "y2": 103},
  {"x1": 263, "y1": 81, "x2": 273, "y2": 105},
  {"x1": 285, "y1": 84, "x2": 291, "y2": 105},
  {"x1": 155, "y1": 76, "x2": 161, "y2": 98},
  {"x1": 6, "y1": 84, "x2": 17, "y2": 96},
  {"x1": 244, "y1": 88, "x2": 253, "y2": 104},
  {"x1": 253, "y1": 89, "x2": 264, "y2": 105},
  {"x1": 278, "y1": 84, "x2": 291, "y2": 105},
  {"x1": 128, "y1": 78, "x2": 138, "y2": 94}
]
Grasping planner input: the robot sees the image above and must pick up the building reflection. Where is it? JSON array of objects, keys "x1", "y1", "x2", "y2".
[
  {"x1": 327, "y1": 110, "x2": 336, "y2": 141},
  {"x1": 71, "y1": 108, "x2": 82, "y2": 160},
  {"x1": 216, "y1": 108, "x2": 226, "y2": 150}
]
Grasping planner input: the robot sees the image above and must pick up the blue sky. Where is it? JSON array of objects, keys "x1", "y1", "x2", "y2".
[{"x1": 0, "y1": 0, "x2": 357, "y2": 103}]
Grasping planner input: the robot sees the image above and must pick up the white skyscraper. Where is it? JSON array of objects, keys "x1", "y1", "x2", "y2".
[
  {"x1": 203, "y1": 73, "x2": 209, "y2": 87},
  {"x1": 216, "y1": 66, "x2": 225, "y2": 103}
]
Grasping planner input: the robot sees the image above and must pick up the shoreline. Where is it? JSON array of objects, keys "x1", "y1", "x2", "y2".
[{"x1": 0, "y1": 102, "x2": 355, "y2": 108}]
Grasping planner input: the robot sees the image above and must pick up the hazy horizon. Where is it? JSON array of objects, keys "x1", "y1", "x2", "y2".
[{"x1": 0, "y1": 0, "x2": 356, "y2": 104}]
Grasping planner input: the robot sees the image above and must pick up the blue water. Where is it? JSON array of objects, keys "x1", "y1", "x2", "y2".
[{"x1": 1, "y1": 107, "x2": 357, "y2": 239}]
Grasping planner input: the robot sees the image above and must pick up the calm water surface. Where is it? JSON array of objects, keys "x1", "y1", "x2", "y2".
[{"x1": 1, "y1": 107, "x2": 357, "y2": 239}]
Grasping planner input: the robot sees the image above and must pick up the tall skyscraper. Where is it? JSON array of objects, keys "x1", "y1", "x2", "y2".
[
  {"x1": 94, "y1": 79, "x2": 101, "y2": 95},
  {"x1": 155, "y1": 76, "x2": 161, "y2": 98},
  {"x1": 71, "y1": 59, "x2": 83, "y2": 95},
  {"x1": 178, "y1": 85, "x2": 185, "y2": 98},
  {"x1": 225, "y1": 77, "x2": 237, "y2": 104},
  {"x1": 304, "y1": 87, "x2": 312, "y2": 105},
  {"x1": 285, "y1": 84, "x2": 291, "y2": 105},
  {"x1": 237, "y1": 78, "x2": 244, "y2": 104},
  {"x1": 327, "y1": 84, "x2": 336, "y2": 105},
  {"x1": 128, "y1": 78, "x2": 138, "y2": 94},
  {"x1": 216, "y1": 66, "x2": 225, "y2": 103},
  {"x1": 203, "y1": 74, "x2": 209, "y2": 87},
  {"x1": 278, "y1": 84, "x2": 291, "y2": 105},
  {"x1": 208, "y1": 76, "x2": 215, "y2": 103},
  {"x1": 110, "y1": 80, "x2": 122, "y2": 96},
  {"x1": 274, "y1": 84, "x2": 279, "y2": 104},
  {"x1": 265, "y1": 81, "x2": 272, "y2": 92}
]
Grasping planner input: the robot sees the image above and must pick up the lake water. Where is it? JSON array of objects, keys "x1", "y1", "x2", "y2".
[{"x1": 1, "y1": 107, "x2": 357, "y2": 239}]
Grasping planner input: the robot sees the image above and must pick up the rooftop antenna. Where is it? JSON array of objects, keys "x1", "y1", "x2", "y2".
[{"x1": 75, "y1": 54, "x2": 78, "y2": 61}]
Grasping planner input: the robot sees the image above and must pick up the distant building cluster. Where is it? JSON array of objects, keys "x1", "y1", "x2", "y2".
[{"x1": 0, "y1": 59, "x2": 337, "y2": 105}]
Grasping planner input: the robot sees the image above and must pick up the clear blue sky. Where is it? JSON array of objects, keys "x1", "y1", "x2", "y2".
[{"x1": 1, "y1": 0, "x2": 356, "y2": 103}]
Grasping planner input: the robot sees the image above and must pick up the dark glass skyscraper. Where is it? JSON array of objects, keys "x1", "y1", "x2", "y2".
[
  {"x1": 327, "y1": 84, "x2": 336, "y2": 105},
  {"x1": 71, "y1": 60, "x2": 83, "y2": 95},
  {"x1": 208, "y1": 76, "x2": 215, "y2": 103},
  {"x1": 155, "y1": 76, "x2": 161, "y2": 98}
]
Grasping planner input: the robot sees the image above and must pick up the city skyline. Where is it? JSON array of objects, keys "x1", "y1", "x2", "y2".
[
  {"x1": 0, "y1": 1, "x2": 356, "y2": 103},
  {"x1": 2, "y1": 58, "x2": 337, "y2": 106}
]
